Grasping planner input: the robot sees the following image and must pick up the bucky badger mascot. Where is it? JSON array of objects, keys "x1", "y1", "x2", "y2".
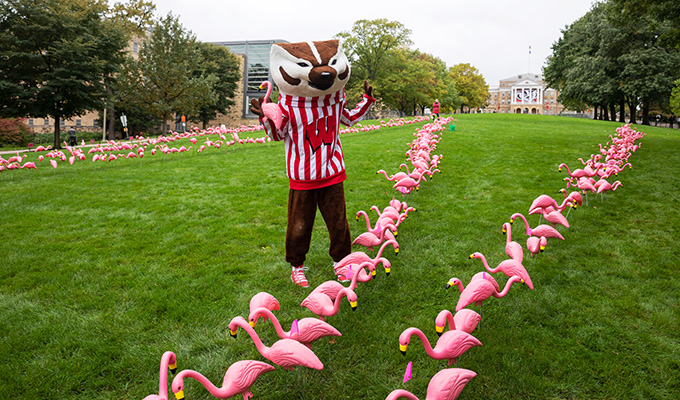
[{"x1": 250, "y1": 39, "x2": 375, "y2": 287}]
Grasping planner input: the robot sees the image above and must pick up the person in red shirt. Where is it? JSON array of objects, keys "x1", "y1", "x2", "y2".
[{"x1": 432, "y1": 99, "x2": 440, "y2": 120}]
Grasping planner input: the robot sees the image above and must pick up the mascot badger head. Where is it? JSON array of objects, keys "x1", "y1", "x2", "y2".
[{"x1": 270, "y1": 39, "x2": 350, "y2": 98}]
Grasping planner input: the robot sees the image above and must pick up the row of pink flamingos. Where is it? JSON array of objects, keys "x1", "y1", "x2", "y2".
[
  {"x1": 424, "y1": 123, "x2": 643, "y2": 400},
  {"x1": 142, "y1": 118, "x2": 472, "y2": 400},
  {"x1": 2, "y1": 116, "x2": 433, "y2": 176}
]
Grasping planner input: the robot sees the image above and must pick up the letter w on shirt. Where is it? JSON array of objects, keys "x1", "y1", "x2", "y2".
[{"x1": 305, "y1": 116, "x2": 337, "y2": 152}]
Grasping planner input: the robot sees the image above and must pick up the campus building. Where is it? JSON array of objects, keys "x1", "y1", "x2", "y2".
[
  {"x1": 481, "y1": 73, "x2": 565, "y2": 115},
  {"x1": 211, "y1": 40, "x2": 288, "y2": 121}
]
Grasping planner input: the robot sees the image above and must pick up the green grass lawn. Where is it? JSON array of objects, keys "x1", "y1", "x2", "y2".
[{"x1": 1, "y1": 114, "x2": 679, "y2": 399}]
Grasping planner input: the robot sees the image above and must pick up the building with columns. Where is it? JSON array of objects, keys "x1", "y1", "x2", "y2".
[{"x1": 481, "y1": 73, "x2": 565, "y2": 115}]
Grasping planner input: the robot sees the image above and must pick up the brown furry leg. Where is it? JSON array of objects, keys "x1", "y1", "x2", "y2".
[
  {"x1": 317, "y1": 182, "x2": 352, "y2": 263},
  {"x1": 285, "y1": 188, "x2": 318, "y2": 267}
]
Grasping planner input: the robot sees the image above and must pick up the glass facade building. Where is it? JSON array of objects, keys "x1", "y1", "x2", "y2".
[{"x1": 212, "y1": 39, "x2": 288, "y2": 119}]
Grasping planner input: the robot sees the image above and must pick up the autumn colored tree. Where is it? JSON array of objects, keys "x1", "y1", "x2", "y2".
[{"x1": 448, "y1": 64, "x2": 489, "y2": 112}]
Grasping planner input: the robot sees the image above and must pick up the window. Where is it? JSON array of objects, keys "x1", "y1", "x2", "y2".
[
  {"x1": 94, "y1": 119, "x2": 99, "y2": 127},
  {"x1": 60, "y1": 119, "x2": 65, "y2": 125},
  {"x1": 28, "y1": 119, "x2": 34, "y2": 126},
  {"x1": 44, "y1": 119, "x2": 49, "y2": 126},
  {"x1": 133, "y1": 42, "x2": 139, "y2": 54},
  {"x1": 76, "y1": 119, "x2": 82, "y2": 126}
]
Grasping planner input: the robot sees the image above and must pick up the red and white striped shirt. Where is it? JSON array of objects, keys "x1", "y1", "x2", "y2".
[{"x1": 260, "y1": 89, "x2": 375, "y2": 190}]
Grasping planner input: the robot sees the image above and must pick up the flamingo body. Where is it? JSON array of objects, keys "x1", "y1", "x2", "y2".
[{"x1": 248, "y1": 292, "x2": 279, "y2": 323}]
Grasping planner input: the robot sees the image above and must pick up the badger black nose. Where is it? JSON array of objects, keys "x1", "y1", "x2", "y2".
[{"x1": 321, "y1": 72, "x2": 332, "y2": 80}]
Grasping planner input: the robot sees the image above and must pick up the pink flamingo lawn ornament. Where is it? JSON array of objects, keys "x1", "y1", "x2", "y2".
[
  {"x1": 398, "y1": 327, "x2": 482, "y2": 366},
  {"x1": 333, "y1": 239, "x2": 399, "y2": 277},
  {"x1": 501, "y1": 222, "x2": 524, "y2": 262},
  {"x1": 469, "y1": 252, "x2": 534, "y2": 289},
  {"x1": 352, "y1": 223, "x2": 398, "y2": 251},
  {"x1": 300, "y1": 285, "x2": 358, "y2": 321},
  {"x1": 393, "y1": 174, "x2": 426, "y2": 193},
  {"x1": 384, "y1": 368, "x2": 477, "y2": 400},
  {"x1": 258, "y1": 81, "x2": 283, "y2": 130},
  {"x1": 377, "y1": 168, "x2": 409, "y2": 182},
  {"x1": 248, "y1": 292, "x2": 280, "y2": 324},
  {"x1": 142, "y1": 351, "x2": 177, "y2": 400},
  {"x1": 434, "y1": 309, "x2": 481, "y2": 336},
  {"x1": 171, "y1": 360, "x2": 275, "y2": 400},
  {"x1": 228, "y1": 316, "x2": 323, "y2": 371},
  {"x1": 248, "y1": 307, "x2": 341, "y2": 349},
  {"x1": 452, "y1": 275, "x2": 525, "y2": 312},
  {"x1": 509, "y1": 212, "x2": 565, "y2": 251}
]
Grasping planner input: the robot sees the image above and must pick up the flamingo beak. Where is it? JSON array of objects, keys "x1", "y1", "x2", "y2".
[
  {"x1": 540, "y1": 245, "x2": 546, "y2": 252},
  {"x1": 385, "y1": 267, "x2": 391, "y2": 276},
  {"x1": 259, "y1": 84, "x2": 264, "y2": 90},
  {"x1": 229, "y1": 329, "x2": 237, "y2": 338},
  {"x1": 355, "y1": 215, "x2": 359, "y2": 220},
  {"x1": 394, "y1": 248, "x2": 399, "y2": 255},
  {"x1": 169, "y1": 362, "x2": 177, "y2": 374},
  {"x1": 468, "y1": 254, "x2": 474, "y2": 259},
  {"x1": 446, "y1": 280, "x2": 454, "y2": 289},
  {"x1": 175, "y1": 390, "x2": 185, "y2": 400},
  {"x1": 249, "y1": 321, "x2": 256, "y2": 328},
  {"x1": 435, "y1": 325, "x2": 444, "y2": 336},
  {"x1": 394, "y1": 230, "x2": 398, "y2": 236},
  {"x1": 350, "y1": 301, "x2": 358, "y2": 310},
  {"x1": 371, "y1": 269, "x2": 377, "y2": 277},
  {"x1": 400, "y1": 344, "x2": 408, "y2": 355},
  {"x1": 521, "y1": 279, "x2": 525, "y2": 284},
  {"x1": 509, "y1": 219, "x2": 515, "y2": 224},
  {"x1": 502, "y1": 227, "x2": 507, "y2": 235},
  {"x1": 558, "y1": 167, "x2": 562, "y2": 172}
]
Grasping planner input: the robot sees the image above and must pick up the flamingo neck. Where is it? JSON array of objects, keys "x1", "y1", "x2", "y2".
[
  {"x1": 494, "y1": 276, "x2": 522, "y2": 298},
  {"x1": 356, "y1": 210, "x2": 372, "y2": 231},
  {"x1": 376, "y1": 240, "x2": 397, "y2": 259},
  {"x1": 232, "y1": 317, "x2": 267, "y2": 352},
  {"x1": 175, "y1": 370, "x2": 237, "y2": 398},
  {"x1": 385, "y1": 389, "x2": 419, "y2": 400},
  {"x1": 512, "y1": 213, "x2": 530, "y2": 235},
  {"x1": 254, "y1": 308, "x2": 289, "y2": 338},
  {"x1": 158, "y1": 352, "x2": 176, "y2": 398},
  {"x1": 405, "y1": 328, "x2": 435, "y2": 356}
]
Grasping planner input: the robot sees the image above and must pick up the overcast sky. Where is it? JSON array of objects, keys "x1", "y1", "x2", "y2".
[{"x1": 149, "y1": 0, "x2": 597, "y2": 86}]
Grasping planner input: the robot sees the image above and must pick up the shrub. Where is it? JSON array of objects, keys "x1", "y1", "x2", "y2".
[{"x1": 0, "y1": 118, "x2": 33, "y2": 146}]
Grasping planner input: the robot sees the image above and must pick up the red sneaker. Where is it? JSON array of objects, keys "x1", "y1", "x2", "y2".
[{"x1": 291, "y1": 266, "x2": 309, "y2": 288}]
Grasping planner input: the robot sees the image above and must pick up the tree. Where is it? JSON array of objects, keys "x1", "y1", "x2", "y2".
[
  {"x1": 336, "y1": 19, "x2": 412, "y2": 101},
  {"x1": 448, "y1": 64, "x2": 488, "y2": 112},
  {"x1": 671, "y1": 79, "x2": 680, "y2": 116},
  {"x1": 0, "y1": 0, "x2": 127, "y2": 149},
  {"x1": 114, "y1": 13, "x2": 216, "y2": 135},
  {"x1": 189, "y1": 42, "x2": 240, "y2": 129}
]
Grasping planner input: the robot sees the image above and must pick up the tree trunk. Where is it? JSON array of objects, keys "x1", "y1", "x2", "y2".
[
  {"x1": 603, "y1": 104, "x2": 610, "y2": 121},
  {"x1": 627, "y1": 98, "x2": 637, "y2": 124},
  {"x1": 107, "y1": 106, "x2": 116, "y2": 140},
  {"x1": 593, "y1": 105, "x2": 598, "y2": 120},
  {"x1": 610, "y1": 103, "x2": 617, "y2": 122},
  {"x1": 161, "y1": 115, "x2": 168, "y2": 135},
  {"x1": 619, "y1": 98, "x2": 626, "y2": 123},
  {"x1": 53, "y1": 116, "x2": 61, "y2": 149},
  {"x1": 641, "y1": 102, "x2": 650, "y2": 125}
]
